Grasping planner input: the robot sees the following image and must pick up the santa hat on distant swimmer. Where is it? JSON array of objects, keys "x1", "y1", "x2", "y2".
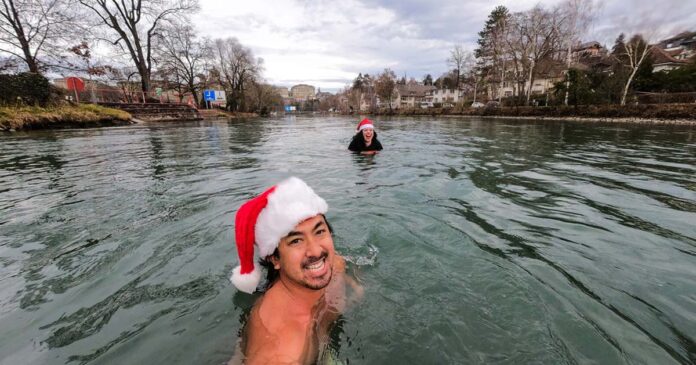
[
  {"x1": 356, "y1": 118, "x2": 374, "y2": 131},
  {"x1": 231, "y1": 177, "x2": 328, "y2": 294}
]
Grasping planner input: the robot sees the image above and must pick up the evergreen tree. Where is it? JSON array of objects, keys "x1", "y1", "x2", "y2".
[
  {"x1": 352, "y1": 73, "x2": 363, "y2": 90},
  {"x1": 474, "y1": 6, "x2": 510, "y2": 99},
  {"x1": 633, "y1": 56, "x2": 656, "y2": 92},
  {"x1": 554, "y1": 69, "x2": 594, "y2": 107}
]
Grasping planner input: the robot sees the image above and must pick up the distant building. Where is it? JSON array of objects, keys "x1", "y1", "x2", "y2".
[
  {"x1": 651, "y1": 47, "x2": 690, "y2": 72},
  {"x1": 427, "y1": 88, "x2": 463, "y2": 106},
  {"x1": 394, "y1": 83, "x2": 436, "y2": 109},
  {"x1": 656, "y1": 31, "x2": 696, "y2": 58},
  {"x1": 275, "y1": 86, "x2": 290, "y2": 98},
  {"x1": 572, "y1": 41, "x2": 606, "y2": 59},
  {"x1": 315, "y1": 88, "x2": 332, "y2": 100},
  {"x1": 290, "y1": 84, "x2": 316, "y2": 100},
  {"x1": 652, "y1": 31, "x2": 696, "y2": 72}
]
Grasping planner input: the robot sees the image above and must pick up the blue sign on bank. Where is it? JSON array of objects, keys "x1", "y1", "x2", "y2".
[{"x1": 203, "y1": 90, "x2": 216, "y2": 101}]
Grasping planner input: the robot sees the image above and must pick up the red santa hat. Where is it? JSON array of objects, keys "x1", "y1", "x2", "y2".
[
  {"x1": 231, "y1": 177, "x2": 328, "y2": 293},
  {"x1": 356, "y1": 118, "x2": 375, "y2": 131}
]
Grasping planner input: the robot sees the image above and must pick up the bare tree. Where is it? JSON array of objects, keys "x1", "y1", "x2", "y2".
[
  {"x1": 503, "y1": 12, "x2": 532, "y2": 104},
  {"x1": 447, "y1": 45, "x2": 467, "y2": 89},
  {"x1": 375, "y1": 68, "x2": 396, "y2": 112},
  {"x1": 360, "y1": 73, "x2": 376, "y2": 111},
  {"x1": 558, "y1": 0, "x2": 596, "y2": 105},
  {"x1": 211, "y1": 37, "x2": 262, "y2": 111},
  {"x1": 459, "y1": 51, "x2": 479, "y2": 103},
  {"x1": 0, "y1": 0, "x2": 74, "y2": 73},
  {"x1": 157, "y1": 24, "x2": 209, "y2": 106},
  {"x1": 78, "y1": 0, "x2": 198, "y2": 94},
  {"x1": 247, "y1": 80, "x2": 282, "y2": 115},
  {"x1": 519, "y1": 5, "x2": 564, "y2": 105},
  {"x1": 501, "y1": 6, "x2": 564, "y2": 105},
  {"x1": 615, "y1": 34, "x2": 652, "y2": 106}
]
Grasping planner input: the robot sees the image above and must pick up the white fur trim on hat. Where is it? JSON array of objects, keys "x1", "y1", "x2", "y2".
[
  {"x1": 255, "y1": 177, "x2": 328, "y2": 257},
  {"x1": 358, "y1": 123, "x2": 374, "y2": 131},
  {"x1": 230, "y1": 264, "x2": 262, "y2": 294}
]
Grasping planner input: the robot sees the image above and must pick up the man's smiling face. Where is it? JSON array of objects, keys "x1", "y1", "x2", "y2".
[{"x1": 273, "y1": 215, "x2": 335, "y2": 290}]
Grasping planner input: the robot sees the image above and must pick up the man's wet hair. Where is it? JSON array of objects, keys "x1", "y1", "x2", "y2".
[{"x1": 258, "y1": 215, "x2": 333, "y2": 291}]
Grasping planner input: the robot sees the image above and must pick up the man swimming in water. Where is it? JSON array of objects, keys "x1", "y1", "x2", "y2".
[{"x1": 230, "y1": 177, "x2": 362, "y2": 364}]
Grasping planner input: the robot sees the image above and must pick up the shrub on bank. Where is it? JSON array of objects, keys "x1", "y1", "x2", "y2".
[
  {"x1": 0, "y1": 104, "x2": 132, "y2": 131},
  {"x1": 0, "y1": 73, "x2": 57, "y2": 106}
]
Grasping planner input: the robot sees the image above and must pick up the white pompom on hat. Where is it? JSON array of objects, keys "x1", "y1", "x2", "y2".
[
  {"x1": 230, "y1": 177, "x2": 328, "y2": 294},
  {"x1": 356, "y1": 118, "x2": 374, "y2": 131}
]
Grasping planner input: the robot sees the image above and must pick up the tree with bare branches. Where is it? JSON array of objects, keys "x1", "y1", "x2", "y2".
[
  {"x1": 0, "y1": 0, "x2": 74, "y2": 73},
  {"x1": 211, "y1": 37, "x2": 262, "y2": 111},
  {"x1": 447, "y1": 45, "x2": 467, "y2": 89},
  {"x1": 558, "y1": 0, "x2": 597, "y2": 105},
  {"x1": 517, "y1": 5, "x2": 564, "y2": 105},
  {"x1": 375, "y1": 68, "x2": 396, "y2": 112},
  {"x1": 78, "y1": 0, "x2": 198, "y2": 94},
  {"x1": 156, "y1": 24, "x2": 209, "y2": 106},
  {"x1": 247, "y1": 80, "x2": 282, "y2": 115},
  {"x1": 614, "y1": 33, "x2": 652, "y2": 106}
]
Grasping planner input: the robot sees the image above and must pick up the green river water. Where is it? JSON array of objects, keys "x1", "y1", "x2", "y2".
[{"x1": 0, "y1": 116, "x2": 695, "y2": 364}]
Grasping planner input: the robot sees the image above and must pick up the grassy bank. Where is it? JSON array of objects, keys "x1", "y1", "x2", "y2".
[
  {"x1": 0, "y1": 104, "x2": 133, "y2": 131},
  {"x1": 376, "y1": 103, "x2": 696, "y2": 124}
]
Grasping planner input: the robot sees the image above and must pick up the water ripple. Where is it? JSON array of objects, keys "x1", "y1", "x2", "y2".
[{"x1": 0, "y1": 117, "x2": 694, "y2": 364}]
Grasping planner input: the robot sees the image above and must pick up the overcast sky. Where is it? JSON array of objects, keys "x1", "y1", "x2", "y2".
[{"x1": 192, "y1": 0, "x2": 696, "y2": 92}]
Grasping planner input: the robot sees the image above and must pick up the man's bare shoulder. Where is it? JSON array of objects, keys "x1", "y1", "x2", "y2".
[
  {"x1": 245, "y1": 298, "x2": 308, "y2": 364},
  {"x1": 244, "y1": 324, "x2": 307, "y2": 364}
]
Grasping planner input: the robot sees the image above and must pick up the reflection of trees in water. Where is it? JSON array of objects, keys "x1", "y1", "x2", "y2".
[
  {"x1": 147, "y1": 132, "x2": 166, "y2": 180},
  {"x1": 0, "y1": 135, "x2": 67, "y2": 192},
  {"x1": 226, "y1": 119, "x2": 267, "y2": 170}
]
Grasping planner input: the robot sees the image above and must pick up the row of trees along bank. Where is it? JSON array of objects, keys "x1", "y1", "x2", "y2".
[
  {"x1": 0, "y1": 0, "x2": 282, "y2": 114},
  {"x1": 339, "y1": 1, "x2": 694, "y2": 113}
]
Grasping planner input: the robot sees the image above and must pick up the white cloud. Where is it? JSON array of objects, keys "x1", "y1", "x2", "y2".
[{"x1": 192, "y1": 0, "x2": 696, "y2": 92}]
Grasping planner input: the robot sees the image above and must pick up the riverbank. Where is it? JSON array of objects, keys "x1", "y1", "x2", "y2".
[
  {"x1": 374, "y1": 103, "x2": 696, "y2": 125},
  {"x1": 0, "y1": 104, "x2": 133, "y2": 131}
]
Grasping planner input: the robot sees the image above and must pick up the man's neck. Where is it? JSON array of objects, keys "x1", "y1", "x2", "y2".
[{"x1": 275, "y1": 278, "x2": 325, "y2": 312}]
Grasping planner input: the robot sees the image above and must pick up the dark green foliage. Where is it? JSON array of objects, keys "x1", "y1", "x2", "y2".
[
  {"x1": 652, "y1": 62, "x2": 696, "y2": 92},
  {"x1": 0, "y1": 73, "x2": 53, "y2": 106},
  {"x1": 554, "y1": 69, "x2": 596, "y2": 106},
  {"x1": 632, "y1": 56, "x2": 657, "y2": 91},
  {"x1": 475, "y1": 6, "x2": 509, "y2": 60},
  {"x1": 352, "y1": 73, "x2": 363, "y2": 90}
]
